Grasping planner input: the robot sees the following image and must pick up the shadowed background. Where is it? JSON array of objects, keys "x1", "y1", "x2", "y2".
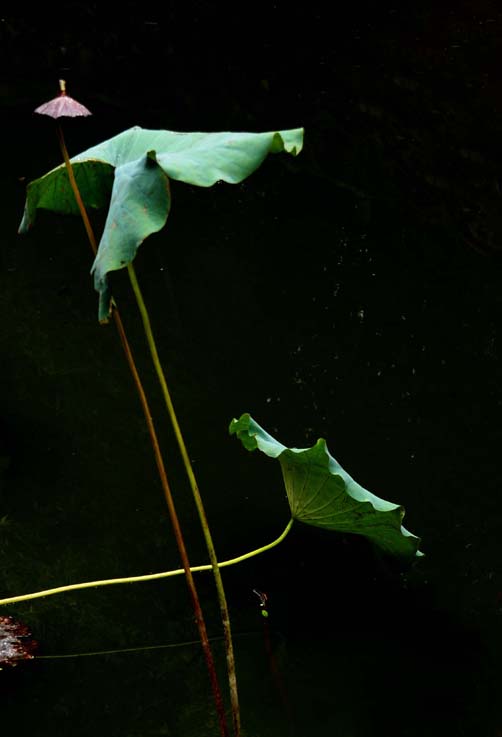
[{"x1": 1, "y1": 3, "x2": 501, "y2": 735}]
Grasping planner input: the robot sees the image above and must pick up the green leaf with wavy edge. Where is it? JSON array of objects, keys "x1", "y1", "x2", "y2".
[
  {"x1": 229, "y1": 413, "x2": 423, "y2": 558},
  {"x1": 18, "y1": 126, "x2": 304, "y2": 321}
]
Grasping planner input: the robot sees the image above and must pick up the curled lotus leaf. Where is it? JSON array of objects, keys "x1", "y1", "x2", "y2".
[
  {"x1": 19, "y1": 126, "x2": 304, "y2": 321},
  {"x1": 230, "y1": 413, "x2": 423, "y2": 559}
]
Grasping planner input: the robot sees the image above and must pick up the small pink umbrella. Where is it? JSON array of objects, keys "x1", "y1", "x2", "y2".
[
  {"x1": 33, "y1": 80, "x2": 97, "y2": 254},
  {"x1": 34, "y1": 79, "x2": 91, "y2": 119}
]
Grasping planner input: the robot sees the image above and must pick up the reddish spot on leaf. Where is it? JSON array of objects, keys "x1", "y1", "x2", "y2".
[{"x1": 0, "y1": 616, "x2": 38, "y2": 668}]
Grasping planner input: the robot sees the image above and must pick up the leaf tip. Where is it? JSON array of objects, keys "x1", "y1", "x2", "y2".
[{"x1": 229, "y1": 414, "x2": 259, "y2": 451}]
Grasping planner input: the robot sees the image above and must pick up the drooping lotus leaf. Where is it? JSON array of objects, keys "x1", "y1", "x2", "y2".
[
  {"x1": 19, "y1": 126, "x2": 304, "y2": 321},
  {"x1": 91, "y1": 150, "x2": 171, "y2": 320},
  {"x1": 230, "y1": 413, "x2": 423, "y2": 558}
]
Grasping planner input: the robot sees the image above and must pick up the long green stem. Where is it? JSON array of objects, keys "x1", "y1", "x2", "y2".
[
  {"x1": 127, "y1": 262, "x2": 242, "y2": 737},
  {"x1": 56, "y1": 128, "x2": 229, "y2": 737},
  {"x1": 0, "y1": 519, "x2": 293, "y2": 606}
]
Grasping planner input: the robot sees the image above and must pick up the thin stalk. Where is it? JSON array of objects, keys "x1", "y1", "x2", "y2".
[
  {"x1": 57, "y1": 125, "x2": 99, "y2": 253},
  {"x1": 127, "y1": 262, "x2": 241, "y2": 737},
  {"x1": 56, "y1": 128, "x2": 229, "y2": 737},
  {"x1": 37, "y1": 633, "x2": 262, "y2": 660},
  {"x1": 37, "y1": 636, "x2": 230, "y2": 660},
  {"x1": 0, "y1": 519, "x2": 294, "y2": 606}
]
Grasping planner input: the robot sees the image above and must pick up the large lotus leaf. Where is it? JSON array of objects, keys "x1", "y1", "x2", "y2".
[
  {"x1": 230, "y1": 413, "x2": 423, "y2": 558},
  {"x1": 19, "y1": 126, "x2": 303, "y2": 321},
  {"x1": 71, "y1": 127, "x2": 304, "y2": 186}
]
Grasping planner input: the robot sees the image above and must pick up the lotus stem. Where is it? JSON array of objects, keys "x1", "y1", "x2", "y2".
[
  {"x1": 57, "y1": 126, "x2": 99, "y2": 254},
  {"x1": 127, "y1": 261, "x2": 242, "y2": 736},
  {"x1": 0, "y1": 519, "x2": 293, "y2": 606},
  {"x1": 56, "y1": 129, "x2": 229, "y2": 737}
]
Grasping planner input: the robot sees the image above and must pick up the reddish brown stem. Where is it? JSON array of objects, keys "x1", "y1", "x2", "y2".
[
  {"x1": 112, "y1": 310, "x2": 229, "y2": 734},
  {"x1": 56, "y1": 125, "x2": 229, "y2": 737}
]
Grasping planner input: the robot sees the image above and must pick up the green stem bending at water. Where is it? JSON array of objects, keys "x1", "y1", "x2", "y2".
[
  {"x1": 55, "y1": 128, "x2": 230, "y2": 737},
  {"x1": 127, "y1": 261, "x2": 243, "y2": 737},
  {"x1": 0, "y1": 519, "x2": 293, "y2": 606}
]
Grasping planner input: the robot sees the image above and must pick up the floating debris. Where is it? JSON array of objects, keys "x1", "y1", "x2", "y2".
[{"x1": 0, "y1": 616, "x2": 38, "y2": 669}]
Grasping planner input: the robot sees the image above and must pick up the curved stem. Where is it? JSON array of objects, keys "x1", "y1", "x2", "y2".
[
  {"x1": 57, "y1": 125, "x2": 99, "y2": 254},
  {"x1": 127, "y1": 262, "x2": 242, "y2": 736},
  {"x1": 56, "y1": 129, "x2": 229, "y2": 737},
  {"x1": 0, "y1": 519, "x2": 293, "y2": 606}
]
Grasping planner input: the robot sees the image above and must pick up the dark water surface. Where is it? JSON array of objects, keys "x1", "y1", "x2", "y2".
[
  {"x1": 0, "y1": 148, "x2": 500, "y2": 737},
  {"x1": 2, "y1": 6, "x2": 502, "y2": 736}
]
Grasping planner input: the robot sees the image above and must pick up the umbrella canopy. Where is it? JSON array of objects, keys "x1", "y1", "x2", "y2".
[{"x1": 34, "y1": 79, "x2": 91, "y2": 119}]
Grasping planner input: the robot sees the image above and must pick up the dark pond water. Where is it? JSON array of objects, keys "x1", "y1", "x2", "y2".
[{"x1": 1, "y1": 6, "x2": 502, "y2": 736}]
